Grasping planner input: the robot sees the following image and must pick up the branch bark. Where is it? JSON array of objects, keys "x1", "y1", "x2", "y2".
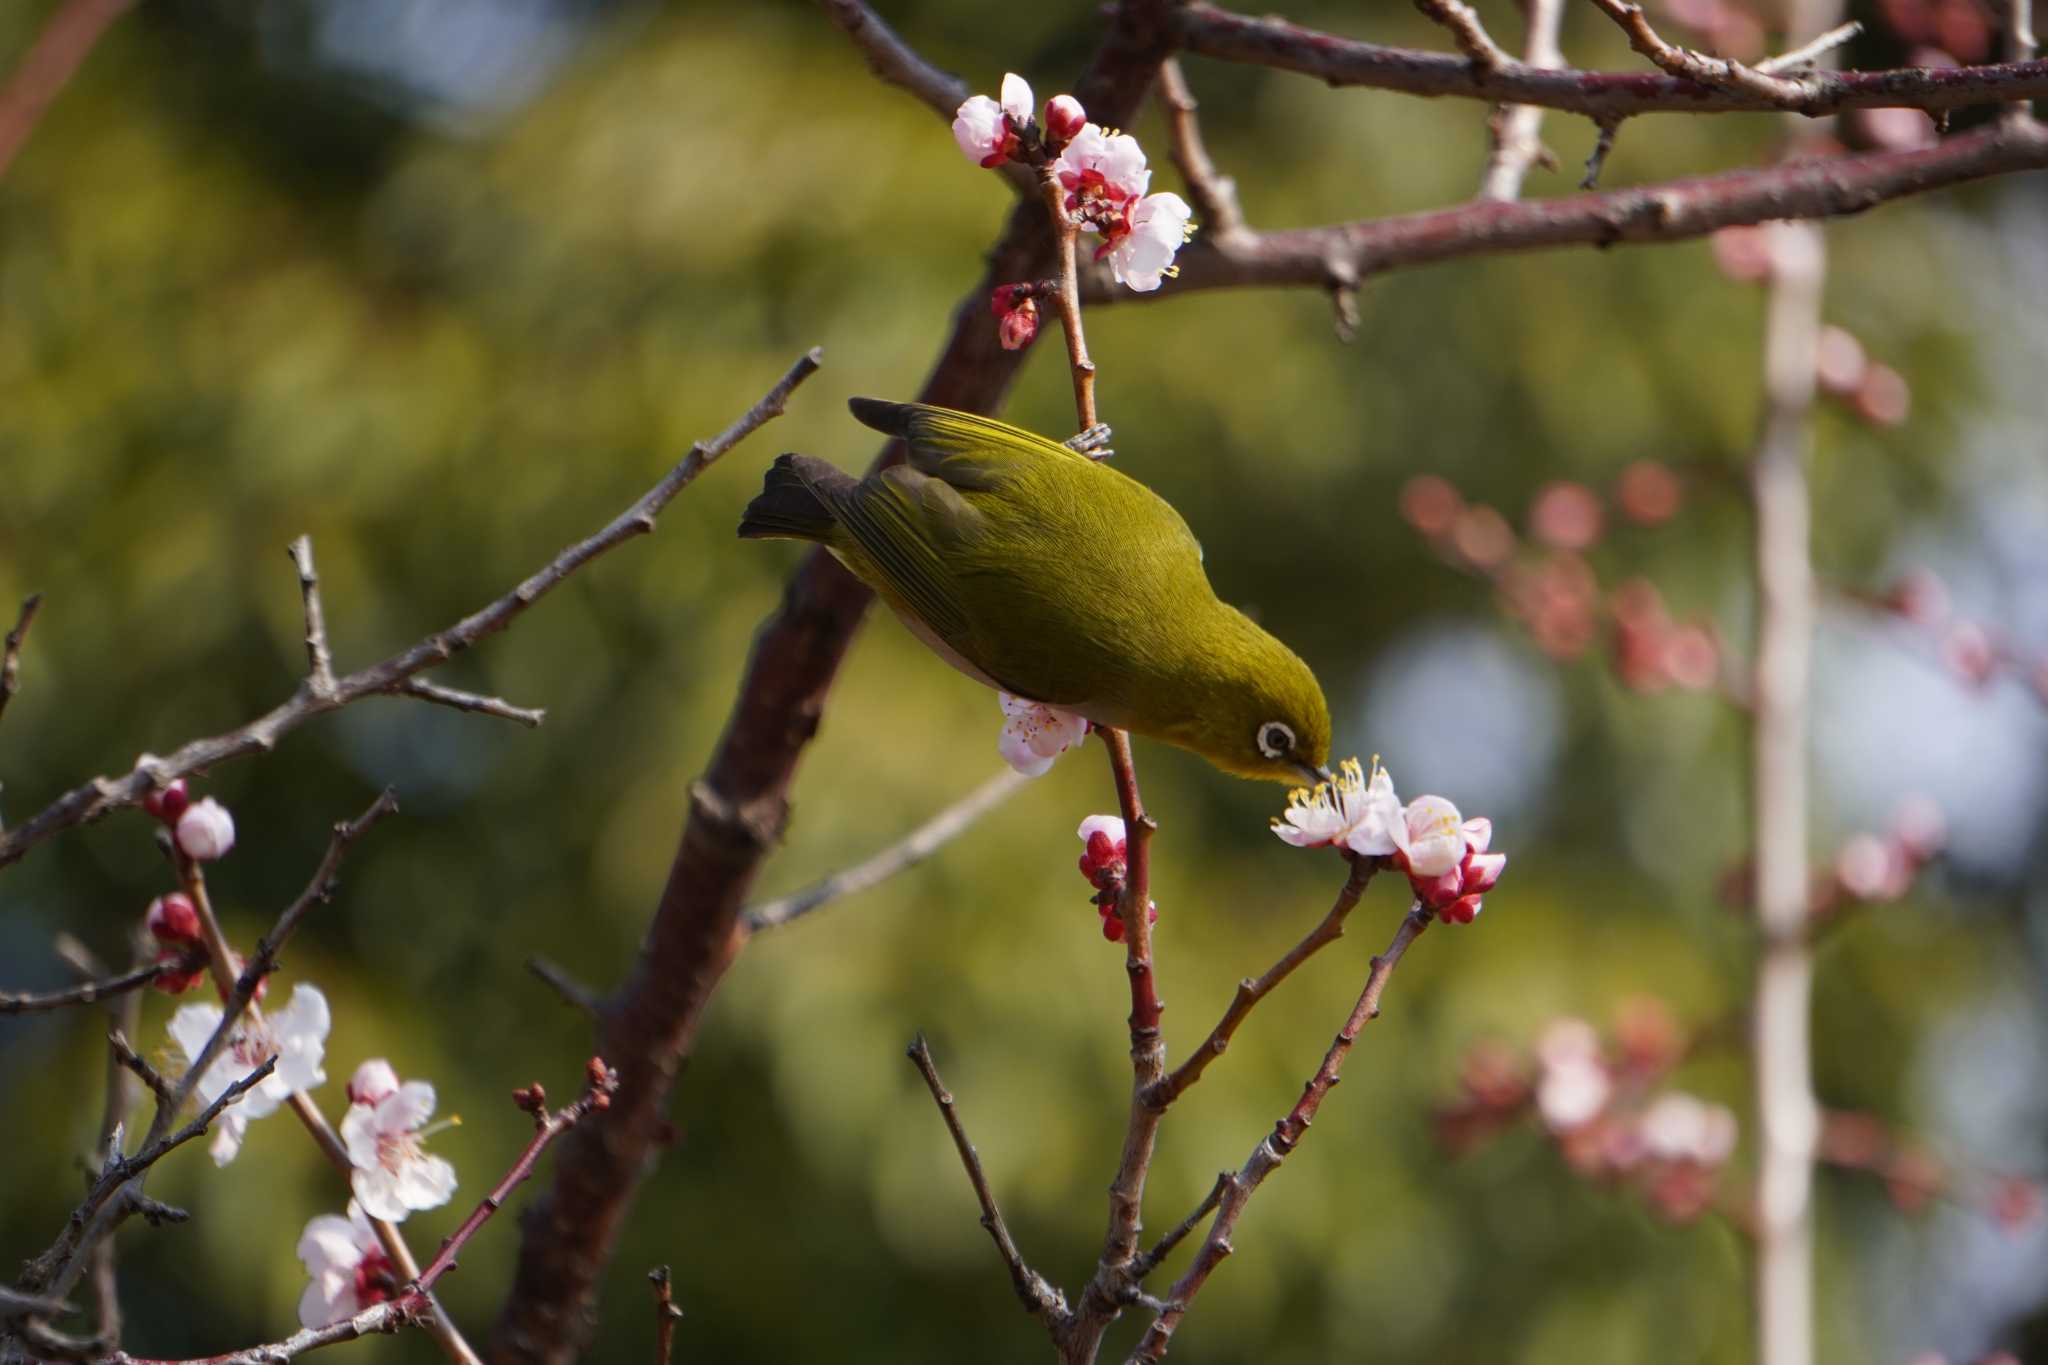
[
  {"x1": 1476, "y1": 0, "x2": 1565, "y2": 201},
  {"x1": 1173, "y1": 2, "x2": 2048, "y2": 118}
]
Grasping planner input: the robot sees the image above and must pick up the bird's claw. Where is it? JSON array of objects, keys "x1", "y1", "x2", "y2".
[{"x1": 1064, "y1": 423, "x2": 1115, "y2": 460}]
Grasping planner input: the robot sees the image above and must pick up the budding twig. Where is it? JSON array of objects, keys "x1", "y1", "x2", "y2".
[
  {"x1": 649, "y1": 1266, "x2": 683, "y2": 1365},
  {"x1": 0, "y1": 959, "x2": 179, "y2": 1015},
  {"x1": 0, "y1": 350, "x2": 823, "y2": 871},
  {"x1": 906, "y1": 1033, "x2": 1070, "y2": 1323},
  {"x1": 742, "y1": 768, "x2": 1032, "y2": 933}
]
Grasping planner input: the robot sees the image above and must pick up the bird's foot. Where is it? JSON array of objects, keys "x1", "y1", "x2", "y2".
[{"x1": 1065, "y1": 423, "x2": 1115, "y2": 461}]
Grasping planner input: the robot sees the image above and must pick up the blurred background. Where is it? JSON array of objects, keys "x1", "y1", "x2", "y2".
[{"x1": 3, "y1": 1, "x2": 2046, "y2": 1362}]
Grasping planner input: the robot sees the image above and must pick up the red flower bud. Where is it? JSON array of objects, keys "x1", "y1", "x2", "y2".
[
  {"x1": 146, "y1": 892, "x2": 202, "y2": 945},
  {"x1": 1044, "y1": 94, "x2": 1087, "y2": 144},
  {"x1": 998, "y1": 297, "x2": 1039, "y2": 351},
  {"x1": 143, "y1": 779, "x2": 190, "y2": 824}
]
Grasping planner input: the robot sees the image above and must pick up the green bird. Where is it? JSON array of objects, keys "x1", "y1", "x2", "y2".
[{"x1": 738, "y1": 399, "x2": 1332, "y2": 784}]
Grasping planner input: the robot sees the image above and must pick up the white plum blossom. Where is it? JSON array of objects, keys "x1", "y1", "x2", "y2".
[
  {"x1": 1271, "y1": 757, "x2": 1405, "y2": 856},
  {"x1": 209, "y1": 1112, "x2": 248, "y2": 1165},
  {"x1": 174, "y1": 797, "x2": 236, "y2": 861},
  {"x1": 1400, "y1": 795, "x2": 1468, "y2": 878},
  {"x1": 296, "y1": 1202, "x2": 396, "y2": 1328},
  {"x1": 1054, "y1": 124, "x2": 1151, "y2": 206},
  {"x1": 1535, "y1": 1019, "x2": 1611, "y2": 1133},
  {"x1": 999, "y1": 72, "x2": 1033, "y2": 126},
  {"x1": 168, "y1": 984, "x2": 330, "y2": 1165},
  {"x1": 1639, "y1": 1092, "x2": 1740, "y2": 1165},
  {"x1": 1105, "y1": 192, "x2": 1193, "y2": 293},
  {"x1": 348, "y1": 1058, "x2": 400, "y2": 1108},
  {"x1": 342, "y1": 1067, "x2": 458, "y2": 1222},
  {"x1": 952, "y1": 73, "x2": 1033, "y2": 167},
  {"x1": 997, "y1": 692, "x2": 1091, "y2": 776}
]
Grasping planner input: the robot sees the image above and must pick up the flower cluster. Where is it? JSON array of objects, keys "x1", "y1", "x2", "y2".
[
  {"x1": 953, "y1": 73, "x2": 1195, "y2": 295},
  {"x1": 296, "y1": 1202, "x2": 397, "y2": 1329},
  {"x1": 143, "y1": 777, "x2": 236, "y2": 862},
  {"x1": 144, "y1": 892, "x2": 208, "y2": 995},
  {"x1": 169, "y1": 983, "x2": 331, "y2": 1165},
  {"x1": 1075, "y1": 813, "x2": 1157, "y2": 942},
  {"x1": 997, "y1": 692, "x2": 1091, "y2": 776},
  {"x1": 1271, "y1": 759, "x2": 1504, "y2": 923}
]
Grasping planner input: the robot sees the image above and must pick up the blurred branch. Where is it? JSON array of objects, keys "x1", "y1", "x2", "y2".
[
  {"x1": 1173, "y1": 2, "x2": 2048, "y2": 117},
  {"x1": 0, "y1": 959, "x2": 175, "y2": 1015},
  {"x1": 1128, "y1": 903, "x2": 1434, "y2": 1364},
  {"x1": 488, "y1": 7, "x2": 1180, "y2": 1356},
  {"x1": 742, "y1": 768, "x2": 1031, "y2": 934},
  {"x1": 1586, "y1": 0, "x2": 1829, "y2": 107},
  {"x1": 526, "y1": 956, "x2": 602, "y2": 1017},
  {"x1": 0, "y1": 351, "x2": 822, "y2": 873},
  {"x1": 1088, "y1": 118, "x2": 2048, "y2": 300},
  {"x1": 0, "y1": 0, "x2": 134, "y2": 182},
  {"x1": 1749, "y1": 218, "x2": 1824, "y2": 1365},
  {"x1": 1477, "y1": 0, "x2": 1564, "y2": 201},
  {"x1": 814, "y1": 0, "x2": 966, "y2": 118},
  {"x1": 1155, "y1": 60, "x2": 1243, "y2": 238},
  {"x1": 1413, "y1": 0, "x2": 1510, "y2": 70},
  {"x1": 907, "y1": 1033, "x2": 1071, "y2": 1323},
  {"x1": 1148, "y1": 855, "x2": 1376, "y2": 1107},
  {"x1": 391, "y1": 678, "x2": 545, "y2": 728},
  {"x1": 0, "y1": 592, "x2": 40, "y2": 734},
  {"x1": 648, "y1": 1267, "x2": 682, "y2": 1365},
  {"x1": 106, "y1": 1030, "x2": 174, "y2": 1107}
]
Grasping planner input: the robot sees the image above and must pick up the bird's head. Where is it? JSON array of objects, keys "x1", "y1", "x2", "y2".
[{"x1": 1168, "y1": 618, "x2": 1332, "y2": 785}]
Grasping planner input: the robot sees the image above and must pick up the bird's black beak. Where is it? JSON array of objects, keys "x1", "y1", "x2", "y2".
[{"x1": 1294, "y1": 761, "x2": 1333, "y2": 787}]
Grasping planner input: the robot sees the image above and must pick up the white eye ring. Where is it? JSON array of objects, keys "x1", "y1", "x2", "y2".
[{"x1": 1257, "y1": 721, "x2": 1295, "y2": 759}]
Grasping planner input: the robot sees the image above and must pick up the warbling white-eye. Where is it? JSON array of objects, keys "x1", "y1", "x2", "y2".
[{"x1": 739, "y1": 399, "x2": 1332, "y2": 784}]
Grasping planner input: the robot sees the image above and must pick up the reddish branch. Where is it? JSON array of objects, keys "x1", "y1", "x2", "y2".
[
  {"x1": 648, "y1": 1267, "x2": 682, "y2": 1365},
  {"x1": 1095, "y1": 117, "x2": 2048, "y2": 300},
  {"x1": 1128, "y1": 904, "x2": 1434, "y2": 1363},
  {"x1": 488, "y1": 8, "x2": 1181, "y2": 1359},
  {"x1": 0, "y1": 352, "x2": 822, "y2": 872},
  {"x1": 0, "y1": 0, "x2": 135, "y2": 181},
  {"x1": 1173, "y1": 2, "x2": 2048, "y2": 118},
  {"x1": 95, "y1": 1065, "x2": 616, "y2": 1365},
  {"x1": 0, "y1": 958, "x2": 183, "y2": 1015}
]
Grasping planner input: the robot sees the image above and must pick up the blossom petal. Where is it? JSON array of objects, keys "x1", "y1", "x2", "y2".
[
  {"x1": 396, "y1": 1154, "x2": 458, "y2": 1212},
  {"x1": 1077, "y1": 815, "x2": 1127, "y2": 845},
  {"x1": 340, "y1": 1103, "x2": 380, "y2": 1171},
  {"x1": 999, "y1": 72, "x2": 1033, "y2": 125},
  {"x1": 299, "y1": 1275, "x2": 356, "y2": 1330},
  {"x1": 167, "y1": 1002, "x2": 225, "y2": 1068},
  {"x1": 208, "y1": 1111, "x2": 247, "y2": 1166},
  {"x1": 1401, "y1": 795, "x2": 1466, "y2": 877},
  {"x1": 952, "y1": 95, "x2": 1006, "y2": 165},
  {"x1": 351, "y1": 1164, "x2": 410, "y2": 1223},
  {"x1": 379, "y1": 1081, "x2": 437, "y2": 1133}
]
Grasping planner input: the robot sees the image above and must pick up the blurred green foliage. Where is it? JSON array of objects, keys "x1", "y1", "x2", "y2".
[{"x1": 3, "y1": 2, "x2": 2045, "y2": 1363}]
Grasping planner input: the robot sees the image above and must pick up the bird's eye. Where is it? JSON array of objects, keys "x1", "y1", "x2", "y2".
[{"x1": 1257, "y1": 721, "x2": 1295, "y2": 759}]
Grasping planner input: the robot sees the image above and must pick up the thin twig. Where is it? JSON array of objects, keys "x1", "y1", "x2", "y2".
[
  {"x1": 106, "y1": 1031, "x2": 174, "y2": 1107},
  {"x1": 1036, "y1": 168, "x2": 1099, "y2": 432},
  {"x1": 1414, "y1": 0, "x2": 1511, "y2": 71},
  {"x1": 527, "y1": 956, "x2": 603, "y2": 1017},
  {"x1": 90, "y1": 955, "x2": 145, "y2": 1351},
  {"x1": 0, "y1": 591, "x2": 41, "y2": 732},
  {"x1": 648, "y1": 1267, "x2": 682, "y2": 1365},
  {"x1": 742, "y1": 769, "x2": 1032, "y2": 933},
  {"x1": 1478, "y1": 0, "x2": 1565, "y2": 201},
  {"x1": 0, "y1": 350, "x2": 823, "y2": 871},
  {"x1": 1127, "y1": 904, "x2": 1434, "y2": 1364},
  {"x1": 1750, "y1": 219, "x2": 1825, "y2": 1365},
  {"x1": 906, "y1": 1033, "x2": 1070, "y2": 1323},
  {"x1": 1173, "y1": 2, "x2": 2048, "y2": 118},
  {"x1": 1148, "y1": 855, "x2": 1376, "y2": 1107},
  {"x1": 0, "y1": 959, "x2": 176, "y2": 1015},
  {"x1": 1588, "y1": 0, "x2": 1830, "y2": 107},
  {"x1": 1580, "y1": 116, "x2": 1622, "y2": 189},
  {"x1": 1155, "y1": 60, "x2": 1244, "y2": 237},
  {"x1": 288, "y1": 537, "x2": 337, "y2": 699},
  {"x1": 0, "y1": 0, "x2": 135, "y2": 181},
  {"x1": 390, "y1": 678, "x2": 546, "y2": 728},
  {"x1": 1754, "y1": 22, "x2": 1864, "y2": 74},
  {"x1": 1130, "y1": 1172, "x2": 1229, "y2": 1280}
]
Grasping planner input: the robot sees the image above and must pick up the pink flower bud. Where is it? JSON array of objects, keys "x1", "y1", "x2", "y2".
[
  {"x1": 1853, "y1": 363, "x2": 1911, "y2": 427},
  {"x1": 1463, "y1": 850, "x2": 1507, "y2": 896},
  {"x1": 348, "y1": 1058, "x2": 401, "y2": 1108},
  {"x1": 1398, "y1": 475, "x2": 1462, "y2": 537},
  {"x1": 1814, "y1": 325, "x2": 1868, "y2": 398},
  {"x1": 1615, "y1": 460, "x2": 1682, "y2": 526},
  {"x1": 1400, "y1": 797, "x2": 1466, "y2": 879},
  {"x1": 144, "y1": 779, "x2": 191, "y2": 825},
  {"x1": 1529, "y1": 482, "x2": 1605, "y2": 552},
  {"x1": 175, "y1": 797, "x2": 236, "y2": 861},
  {"x1": 146, "y1": 892, "x2": 202, "y2": 945},
  {"x1": 1044, "y1": 94, "x2": 1086, "y2": 144},
  {"x1": 998, "y1": 297, "x2": 1039, "y2": 351},
  {"x1": 1450, "y1": 505, "x2": 1515, "y2": 570},
  {"x1": 1711, "y1": 224, "x2": 1773, "y2": 283}
]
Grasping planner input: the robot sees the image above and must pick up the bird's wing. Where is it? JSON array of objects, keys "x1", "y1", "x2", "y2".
[
  {"x1": 848, "y1": 398, "x2": 1083, "y2": 492},
  {"x1": 799, "y1": 459, "x2": 979, "y2": 645}
]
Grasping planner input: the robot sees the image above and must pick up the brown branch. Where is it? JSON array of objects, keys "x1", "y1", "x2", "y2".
[
  {"x1": 95, "y1": 1066, "x2": 615, "y2": 1365},
  {"x1": 1477, "y1": 0, "x2": 1565, "y2": 201},
  {"x1": 1155, "y1": 60, "x2": 1244, "y2": 237},
  {"x1": 1129, "y1": 1172, "x2": 1228, "y2": 1280},
  {"x1": 742, "y1": 768, "x2": 1031, "y2": 933},
  {"x1": 287, "y1": 537, "x2": 337, "y2": 700},
  {"x1": 1414, "y1": 0, "x2": 1511, "y2": 71},
  {"x1": 648, "y1": 1267, "x2": 682, "y2": 1365},
  {"x1": 1089, "y1": 117, "x2": 2048, "y2": 300},
  {"x1": 906, "y1": 1033, "x2": 1071, "y2": 1323},
  {"x1": 1587, "y1": 0, "x2": 1826, "y2": 107},
  {"x1": 526, "y1": 955, "x2": 602, "y2": 1017},
  {"x1": 0, "y1": 0, "x2": 135, "y2": 181},
  {"x1": 389, "y1": 678, "x2": 545, "y2": 728},
  {"x1": 488, "y1": 8, "x2": 1180, "y2": 1357},
  {"x1": 813, "y1": 0, "x2": 968, "y2": 120},
  {"x1": 0, "y1": 351, "x2": 823, "y2": 872},
  {"x1": 1148, "y1": 855, "x2": 1375, "y2": 1107},
  {"x1": 1173, "y1": 2, "x2": 2048, "y2": 118},
  {"x1": 1037, "y1": 166, "x2": 1100, "y2": 432},
  {"x1": 0, "y1": 591, "x2": 40, "y2": 732},
  {"x1": 1127, "y1": 903, "x2": 1434, "y2": 1364},
  {"x1": 0, "y1": 959, "x2": 175, "y2": 1015},
  {"x1": 106, "y1": 1030, "x2": 174, "y2": 1107},
  {"x1": 1754, "y1": 22, "x2": 1864, "y2": 76}
]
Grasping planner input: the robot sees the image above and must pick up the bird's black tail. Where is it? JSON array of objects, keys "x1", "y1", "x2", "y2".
[
  {"x1": 737, "y1": 453, "x2": 852, "y2": 543},
  {"x1": 846, "y1": 396, "x2": 917, "y2": 438}
]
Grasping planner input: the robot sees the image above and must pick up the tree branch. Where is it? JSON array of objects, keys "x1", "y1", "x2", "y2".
[
  {"x1": 1477, "y1": 0, "x2": 1565, "y2": 202},
  {"x1": 1586, "y1": 0, "x2": 1826, "y2": 108},
  {"x1": 0, "y1": 0, "x2": 134, "y2": 182},
  {"x1": 1413, "y1": 0, "x2": 1510, "y2": 72},
  {"x1": 0, "y1": 350, "x2": 823, "y2": 872},
  {"x1": 1126, "y1": 903, "x2": 1434, "y2": 1364},
  {"x1": 906, "y1": 1033, "x2": 1071, "y2": 1323},
  {"x1": 488, "y1": 8, "x2": 1180, "y2": 1357},
  {"x1": 0, "y1": 959, "x2": 178, "y2": 1016},
  {"x1": 1172, "y1": 2, "x2": 2048, "y2": 118},
  {"x1": 0, "y1": 592, "x2": 40, "y2": 733},
  {"x1": 648, "y1": 1267, "x2": 682, "y2": 1365},
  {"x1": 1155, "y1": 60, "x2": 1244, "y2": 237},
  {"x1": 813, "y1": 0, "x2": 968, "y2": 120},
  {"x1": 1089, "y1": 117, "x2": 2048, "y2": 300},
  {"x1": 742, "y1": 769, "x2": 1031, "y2": 933}
]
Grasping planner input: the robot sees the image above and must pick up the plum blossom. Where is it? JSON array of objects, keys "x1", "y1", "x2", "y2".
[
  {"x1": 144, "y1": 892, "x2": 206, "y2": 994},
  {"x1": 1075, "y1": 813, "x2": 1155, "y2": 942},
  {"x1": 175, "y1": 797, "x2": 236, "y2": 861},
  {"x1": 168, "y1": 984, "x2": 330, "y2": 1165},
  {"x1": 1044, "y1": 93, "x2": 1086, "y2": 143},
  {"x1": 998, "y1": 692, "x2": 1090, "y2": 776},
  {"x1": 1535, "y1": 1019, "x2": 1611, "y2": 1133},
  {"x1": 1271, "y1": 757, "x2": 1404, "y2": 856},
  {"x1": 342, "y1": 1065, "x2": 458, "y2": 1222},
  {"x1": 1104, "y1": 192, "x2": 1192, "y2": 293},
  {"x1": 1054, "y1": 124, "x2": 1151, "y2": 206},
  {"x1": 143, "y1": 778, "x2": 190, "y2": 824},
  {"x1": 1639, "y1": 1092, "x2": 1739, "y2": 1166},
  {"x1": 952, "y1": 73, "x2": 1035, "y2": 167},
  {"x1": 989, "y1": 283, "x2": 1039, "y2": 351},
  {"x1": 296, "y1": 1202, "x2": 397, "y2": 1328},
  {"x1": 1398, "y1": 804, "x2": 1505, "y2": 925}
]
